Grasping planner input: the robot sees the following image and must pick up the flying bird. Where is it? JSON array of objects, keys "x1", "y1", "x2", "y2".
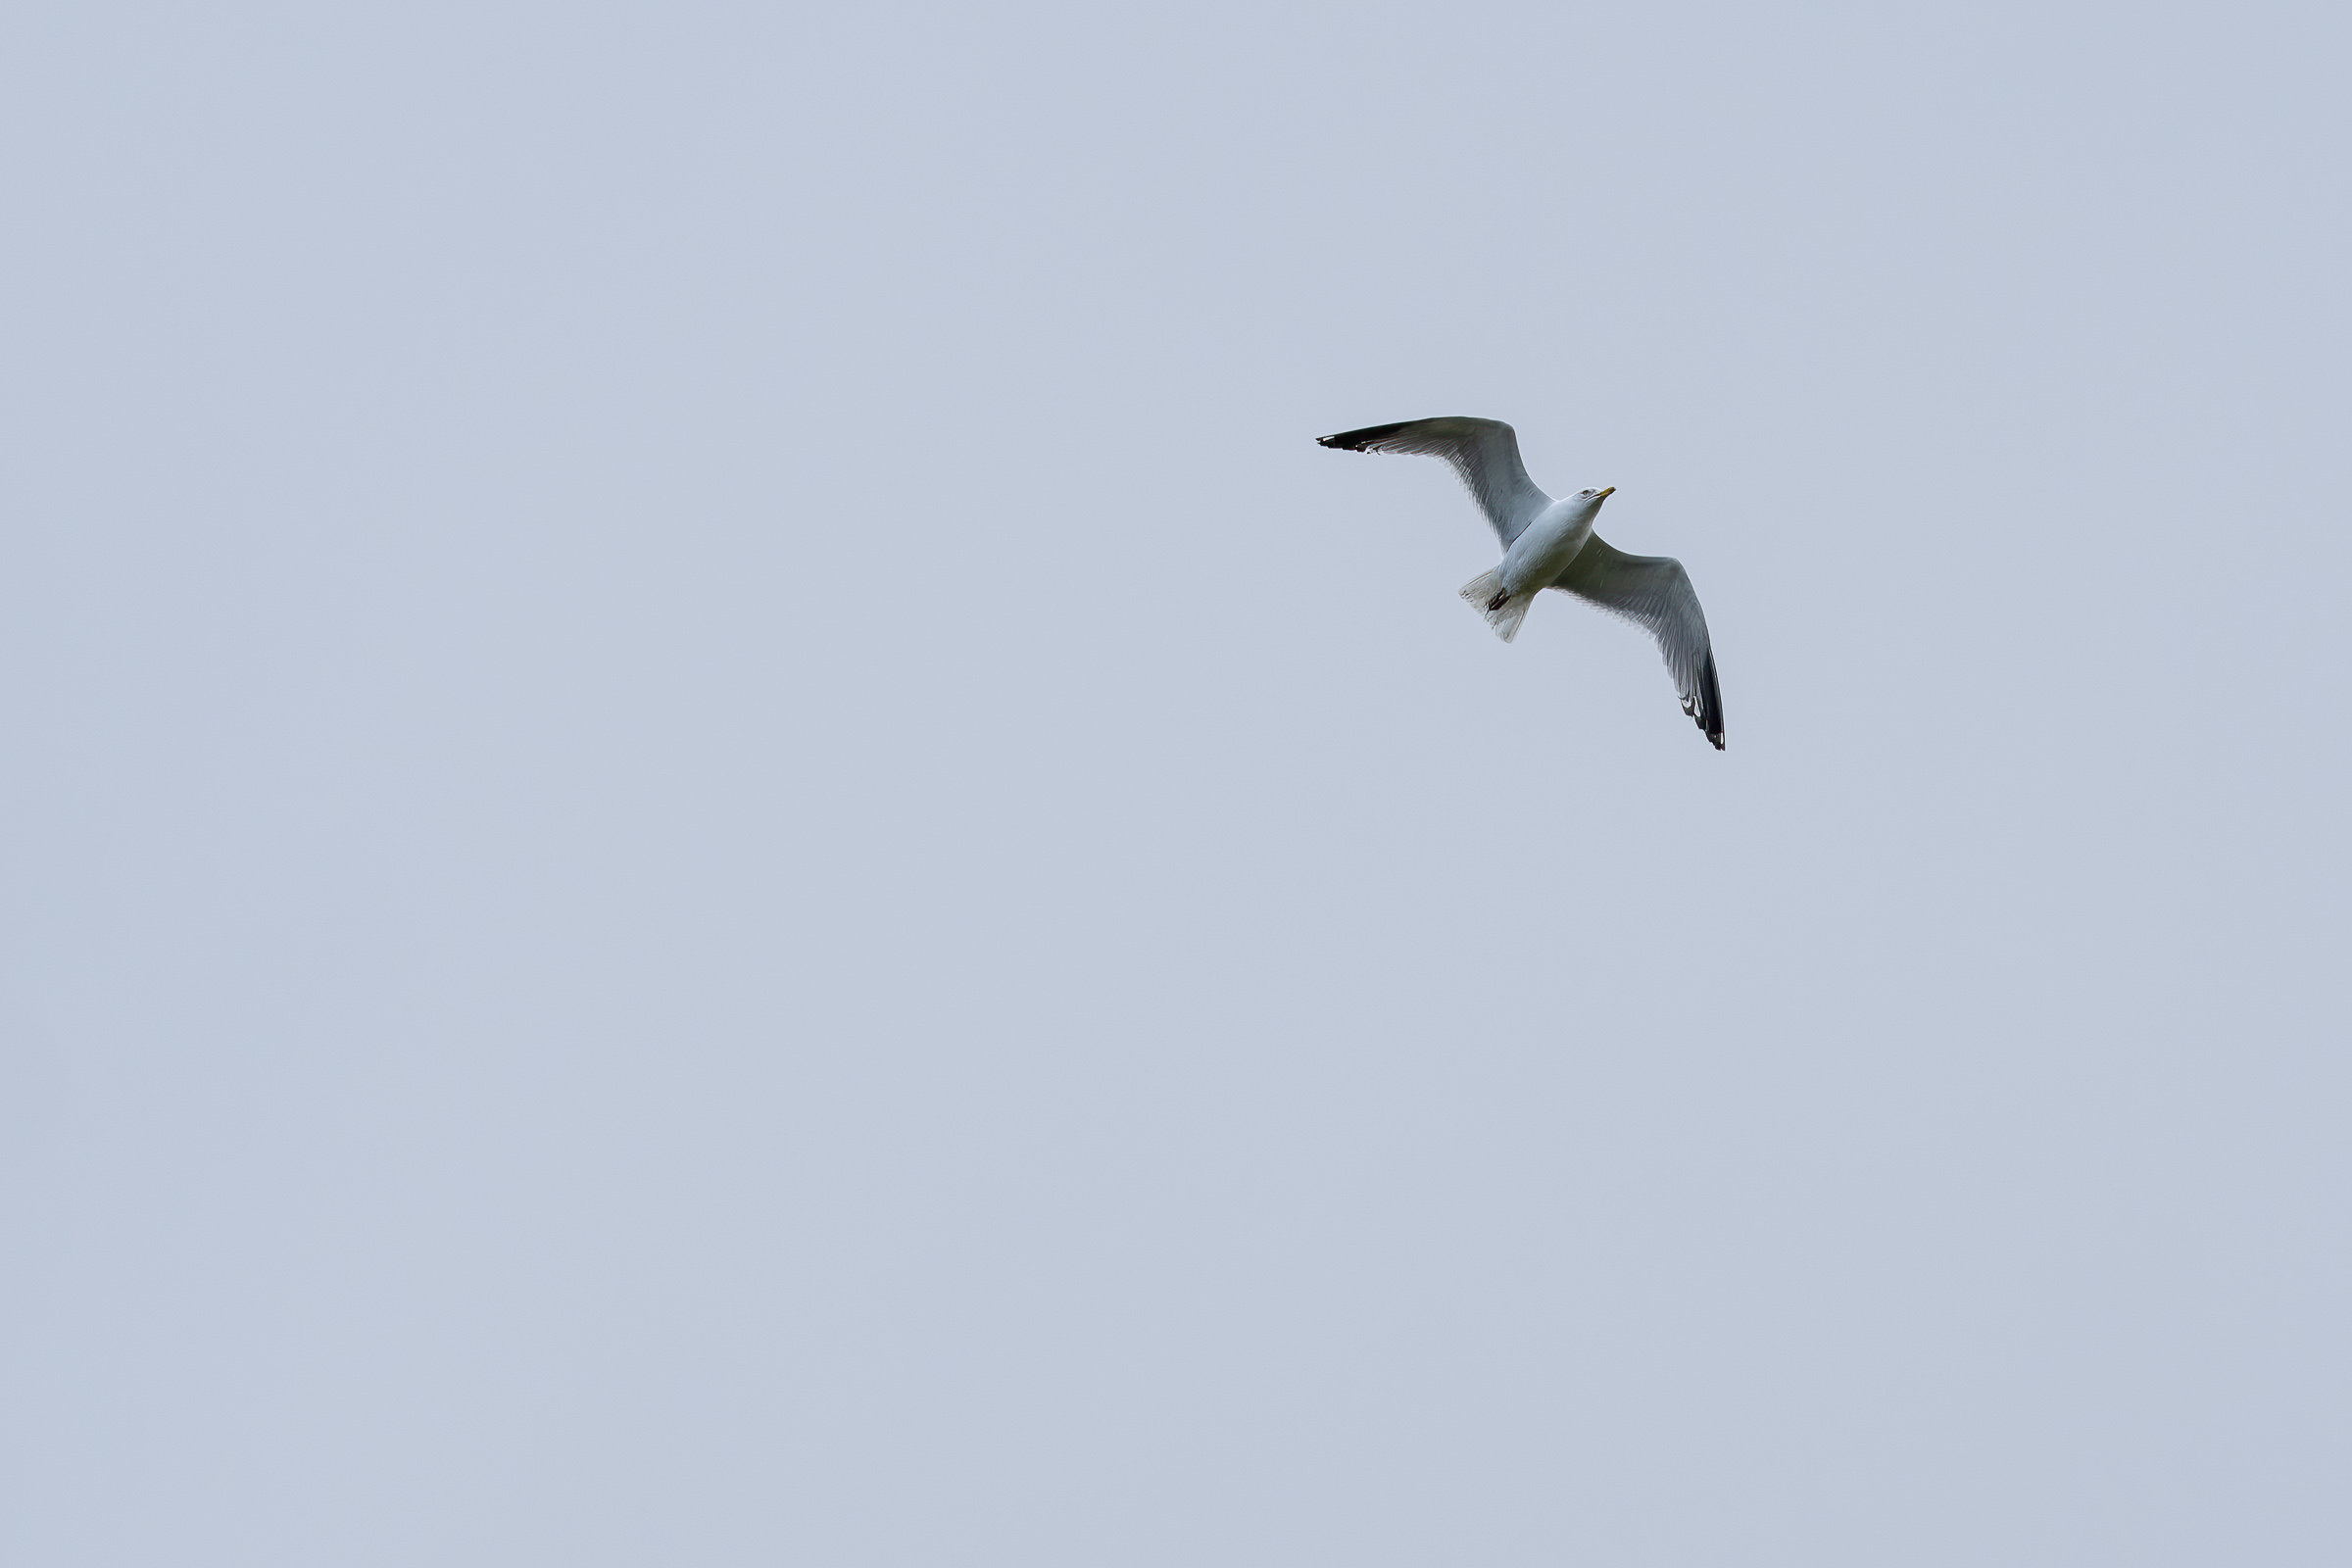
[{"x1": 1318, "y1": 416, "x2": 1725, "y2": 750}]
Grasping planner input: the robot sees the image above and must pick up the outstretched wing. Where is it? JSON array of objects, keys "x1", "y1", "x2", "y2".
[
  {"x1": 1552, "y1": 535, "x2": 1726, "y2": 750},
  {"x1": 1317, "y1": 416, "x2": 1552, "y2": 547}
]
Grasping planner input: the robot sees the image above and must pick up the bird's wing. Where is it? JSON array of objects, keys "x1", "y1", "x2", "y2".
[
  {"x1": 1317, "y1": 416, "x2": 1552, "y2": 547},
  {"x1": 1552, "y1": 535, "x2": 1725, "y2": 750}
]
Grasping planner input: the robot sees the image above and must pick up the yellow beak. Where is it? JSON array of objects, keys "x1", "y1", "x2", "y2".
[{"x1": 1596, "y1": 486, "x2": 1616, "y2": 500}]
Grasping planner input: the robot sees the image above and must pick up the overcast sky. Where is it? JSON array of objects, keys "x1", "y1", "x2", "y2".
[{"x1": 3, "y1": 2, "x2": 2347, "y2": 1563}]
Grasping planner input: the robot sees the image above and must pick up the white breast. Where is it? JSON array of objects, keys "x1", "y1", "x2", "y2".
[{"x1": 1499, "y1": 499, "x2": 1598, "y2": 595}]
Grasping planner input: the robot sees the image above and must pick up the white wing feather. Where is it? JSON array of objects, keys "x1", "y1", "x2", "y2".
[
  {"x1": 1317, "y1": 416, "x2": 1553, "y2": 546},
  {"x1": 1552, "y1": 535, "x2": 1726, "y2": 750}
]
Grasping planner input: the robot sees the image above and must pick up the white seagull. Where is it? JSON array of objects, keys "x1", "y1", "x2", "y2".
[{"x1": 1319, "y1": 416, "x2": 1725, "y2": 750}]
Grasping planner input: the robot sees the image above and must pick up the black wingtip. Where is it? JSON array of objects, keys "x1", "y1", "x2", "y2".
[
  {"x1": 1316, "y1": 419, "x2": 1415, "y2": 452},
  {"x1": 1696, "y1": 649, "x2": 1726, "y2": 751}
]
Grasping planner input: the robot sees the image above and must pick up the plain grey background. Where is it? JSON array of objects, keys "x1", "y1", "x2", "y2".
[{"x1": 2, "y1": 1, "x2": 2346, "y2": 1562}]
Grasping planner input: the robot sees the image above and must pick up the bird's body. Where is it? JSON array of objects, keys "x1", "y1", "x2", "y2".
[
  {"x1": 1318, "y1": 416, "x2": 1726, "y2": 750},
  {"x1": 1498, "y1": 492, "x2": 1604, "y2": 600}
]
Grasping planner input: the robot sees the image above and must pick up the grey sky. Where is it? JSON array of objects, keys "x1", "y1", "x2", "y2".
[{"x1": 2, "y1": 1, "x2": 2346, "y2": 1563}]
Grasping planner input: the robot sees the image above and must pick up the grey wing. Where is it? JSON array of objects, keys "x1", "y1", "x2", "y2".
[
  {"x1": 1317, "y1": 416, "x2": 1553, "y2": 547},
  {"x1": 1553, "y1": 535, "x2": 1726, "y2": 750}
]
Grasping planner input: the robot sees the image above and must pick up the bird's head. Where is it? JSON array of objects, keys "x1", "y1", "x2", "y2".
[{"x1": 1575, "y1": 485, "x2": 1616, "y2": 511}]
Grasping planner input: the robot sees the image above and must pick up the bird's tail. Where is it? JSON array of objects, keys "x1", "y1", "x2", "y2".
[{"x1": 1459, "y1": 567, "x2": 1533, "y2": 644}]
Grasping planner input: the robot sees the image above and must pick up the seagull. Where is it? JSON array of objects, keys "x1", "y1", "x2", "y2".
[{"x1": 1319, "y1": 416, "x2": 1725, "y2": 750}]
